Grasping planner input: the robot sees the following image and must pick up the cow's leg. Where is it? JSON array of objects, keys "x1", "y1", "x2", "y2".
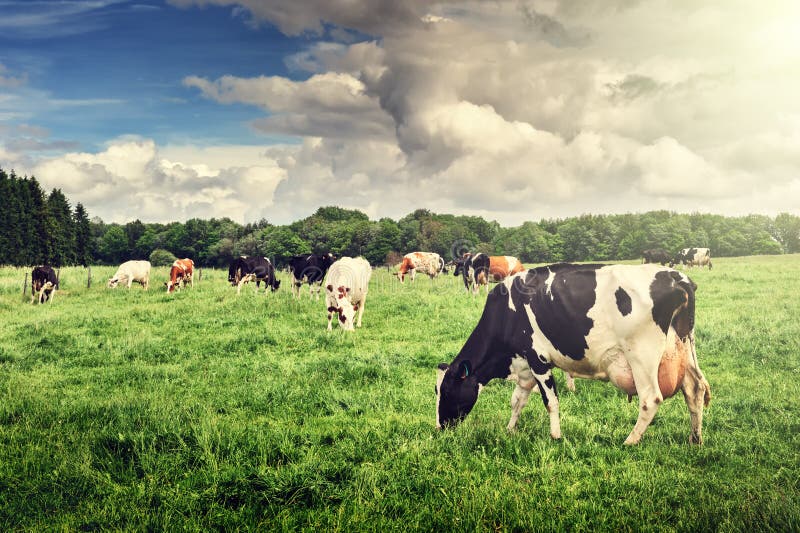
[
  {"x1": 327, "y1": 309, "x2": 334, "y2": 331},
  {"x1": 622, "y1": 338, "x2": 666, "y2": 445},
  {"x1": 356, "y1": 294, "x2": 366, "y2": 328},
  {"x1": 532, "y1": 369, "x2": 561, "y2": 439},
  {"x1": 681, "y1": 337, "x2": 711, "y2": 444},
  {"x1": 564, "y1": 371, "x2": 576, "y2": 392}
]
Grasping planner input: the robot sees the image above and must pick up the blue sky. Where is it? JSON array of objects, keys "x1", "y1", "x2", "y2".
[
  {"x1": 2, "y1": 1, "x2": 799, "y2": 224},
  {"x1": 1, "y1": 0, "x2": 305, "y2": 149}
]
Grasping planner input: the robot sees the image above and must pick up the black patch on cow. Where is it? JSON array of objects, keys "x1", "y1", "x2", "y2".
[
  {"x1": 650, "y1": 271, "x2": 690, "y2": 335},
  {"x1": 615, "y1": 287, "x2": 632, "y2": 316},
  {"x1": 514, "y1": 264, "x2": 601, "y2": 361}
]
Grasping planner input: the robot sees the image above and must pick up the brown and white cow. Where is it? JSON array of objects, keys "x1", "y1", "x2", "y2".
[
  {"x1": 454, "y1": 253, "x2": 525, "y2": 294},
  {"x1": 166, "y1": 258, "x2": 194, "y2": 293},
  {"x1": 325, "y1": 257, "x2": 372, "y2": 331},
  {"x1": 436, "y1": 263, "x2": 711, "y2": 445},
  {"x1": 397, "y1": 252, "x2": 445, "y2": 283},
  {"x1": 108, "y1": 260, "x2": 151, "y2": 289},
  {"x1": 31, "y1": 265, "x2": 58, "y2": 304}
]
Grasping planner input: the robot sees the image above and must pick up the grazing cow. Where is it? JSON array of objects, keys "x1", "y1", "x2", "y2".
[
  {"x1": 31, "y1": 265, "x2": 58, "y2": 304},
  {"x1": 228, "y1": 256, "x2": 280, "y2": 294},
  {"x1": 642, "y1": 248, "x2": 671, "y2": 266},
  {"x1": 435, "y1": 263, "x2": 711, "y2": 445},
  {"x1": 325, "y1": 257, "x2": 372, "y2": 331},
  {"x1": 454, "y1": 253, "x2": 525, "y2": 294},
  {"x1": 396, "y1": 252, "x2": 445, "y2": 283},
  {"x1": 166, "y1": 258, "x2": 194, "y2": 293},
  {"x1": 108, "y1": 260, "x2": 151, "y2": 289},
  {"x1": 671, "y1": 248, "x2": 712, "y2": 270},
  {"x1": 288, "y1": 253, "x2": 336, "y2": 299}
]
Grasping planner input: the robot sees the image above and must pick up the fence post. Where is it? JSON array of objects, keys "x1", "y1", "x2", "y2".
[
  {"x1": 23, "y1": 272, "x2": 28, "y2": 295},
  {"x1": 198, "y1": 268, "x2": 202, "y2": 282},
  {"x1": 87, "y1": 266, "x2": 92, "y2": 289}
]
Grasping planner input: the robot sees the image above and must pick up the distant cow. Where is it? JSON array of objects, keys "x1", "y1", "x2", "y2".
[
  {"x1": 435, "y1": 263, "x2": 711, "y2": 445},
  {"x1": 108, "y1": 260, "x2": 151, "y2": 289},
  {"x1": 288, "y1": 253, "x2": 335, "y2": 299},
  {"x1": 671, "y1": 248, "x2": 712, "y2": 270},
  {"x1": 454, "y1": 253, "x2": 525, "y2": 294},
  {"x1": 228, "y1": 256, "x2": 280, "y2": 294},
  {"x1": 396, "y1": 252, "x2": 445, "y2": 283},
  {"x1": 166, "y1": 258, "x2": 194, "y2": 293},
  {"x1": 325, "y1": 257, "x2": 372, "y2": 331},
  {"x1": 642, "y1": 248, "x2": 671, "y2": 265},
  {"x1": 31, "y1": 265, "x2": 58, "y2": 304}
]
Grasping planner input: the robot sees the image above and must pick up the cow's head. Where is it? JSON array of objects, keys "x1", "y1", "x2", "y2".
[
  {"x1": 435, "y1": 361, "x2": 479, "y2": 429},
  {"x1": 271, "y1": 279, "x2": 281, "y2": 292},
  {"x1": 327, "y1": 284, "x2": 355, "y2": 331},
  {"x1": 107, "y1": 278, "x2": 120, "y2": 288}
]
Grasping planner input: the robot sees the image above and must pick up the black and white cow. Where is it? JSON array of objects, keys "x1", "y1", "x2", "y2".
[
  {"x1": 671, "y1": 248, "x2": 712, "y2": 270},
  {"x1": 642, "y1": 248, "x2": 671, "y2": 266},
  {"x1": 228, "y1": 256, "x2": 280, "y2": 294},
  {"x1": 288, "y1": 253, "x2": 335, "y2": 299},
  {"x1": 435, "y1": 263, "x2": 711, "y2": 445},
  {"x1": 31, "y1": 265, "x2": 58, "y2": 304}
]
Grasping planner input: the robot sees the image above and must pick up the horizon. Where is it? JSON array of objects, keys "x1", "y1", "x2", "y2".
[{"x1": 2, "y1": 1, "x2": 799, "y2": 226}]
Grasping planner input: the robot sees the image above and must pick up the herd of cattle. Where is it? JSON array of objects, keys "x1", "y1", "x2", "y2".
[{"x1": 27, "y1": 245, "x2": 715, "y2": 445}]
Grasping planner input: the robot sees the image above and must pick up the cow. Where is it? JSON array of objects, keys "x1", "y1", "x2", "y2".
[
  {"x1": 435, "y1": 262, "x2": 711, "y2": 445},
  {"x1": 324, "y1": 256, "x2": 372, "y2": 331},
  {"x1": 454, "y1": 253, "x2": 525, "y2": 294},
  {"x1": 108, "y1": 260, "x2": 151, "y2": 289},
  {"x1": 31, "y1": 265, "x2": 58, "y2": 304},
  {"x1": 642, "y1": 248, "x2": 671, "y2": 266},
  {"x1": 671, "y1": 248, "x2": 712, "y2": 270},
  {"x1": 228, "y1": 256, "x2": 280, "y2": 294},
  {"x1": 288, "y1": 253, "x2": 336, "y2": 299},
  {"x1": 166, "y1": 258, "x2": 194, "y2": 293},
  {"x1": 396, "y1": 252, "x2": 445, "y2": 283}
]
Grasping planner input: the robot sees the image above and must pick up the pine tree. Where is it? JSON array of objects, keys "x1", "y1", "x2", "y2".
[
  {"x1": 47, "y1": 189, "x2": 77, "y2": 266},
  {"x1": 73, "y1": 203, "x2": 94, "y2": 266}
]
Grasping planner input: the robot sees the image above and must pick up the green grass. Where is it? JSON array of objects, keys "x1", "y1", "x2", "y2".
[{"x1": 1, "y1": 257, "x2": 799, "y2": 531}]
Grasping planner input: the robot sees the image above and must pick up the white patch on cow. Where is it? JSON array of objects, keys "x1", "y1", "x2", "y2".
[
  {"x1": 544, "y1": 268, "x2": 556, "y2": 300},
  {"x1": 503, "y1": 274, "x2": 519, "y2": 311}
]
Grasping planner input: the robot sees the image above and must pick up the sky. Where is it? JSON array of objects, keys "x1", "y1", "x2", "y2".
[{"x1": 1, "y1": 0, "x2": 799, "y2": 226}]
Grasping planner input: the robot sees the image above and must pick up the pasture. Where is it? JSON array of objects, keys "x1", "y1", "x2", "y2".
[{"x1": 1, "y1": 256, "x2": 798, "y2": 531}]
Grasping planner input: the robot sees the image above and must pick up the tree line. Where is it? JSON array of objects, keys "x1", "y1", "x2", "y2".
[{"x1": 2, "y1": 167, "x2": 799, "y2": 268}]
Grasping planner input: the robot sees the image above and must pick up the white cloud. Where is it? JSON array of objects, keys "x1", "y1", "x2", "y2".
[{"x1": 32, "y1": 138, "x2": 287, "y2": 223}]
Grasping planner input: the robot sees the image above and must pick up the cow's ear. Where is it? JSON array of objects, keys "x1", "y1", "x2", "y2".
[{"x1": 457, "y1": 360, "x2": 471, "y2": 380}]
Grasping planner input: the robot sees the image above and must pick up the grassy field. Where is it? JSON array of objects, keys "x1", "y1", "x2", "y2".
[{"x1": 1, "y1": 256, "x2": 798, "y2": 531}]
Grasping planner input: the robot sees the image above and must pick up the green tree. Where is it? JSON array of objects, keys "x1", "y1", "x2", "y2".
[
  {"x1": 47, "y1": 189, "x2": 77, "y2": 266},
  {"x1": 73, "y1": 203, "x2": 94, "y2": 266},
  {"x1": 149, "y1": 248, "x2": 177, "y2": 266},
  {"x1": 98, "y1": 225, "x2": 129, "y2": 264}
]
